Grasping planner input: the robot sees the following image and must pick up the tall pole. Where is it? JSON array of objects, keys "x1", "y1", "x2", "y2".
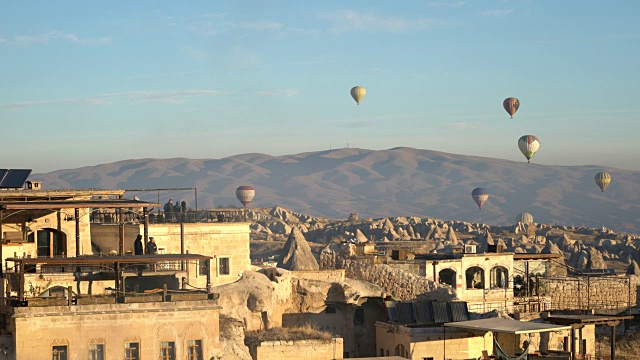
[
  {"x1": 143, "y1": 207, "x2": 149, "y2": 254},
  {"x1": 611, "y1": 322, "x2": 617, "y2": 360},
  {"x1": 194, "y1": 188, "x2": 198, "y2": 211},
  {"x1": 0, "y1": 209, "x2": 4, "y2": 275},
  {"x1": 118, "y1": 195, "x2": 124, "y2": 255},
  {"x1": 180, "y1": 221, "x2": 185, "y2": 271},
  {"x1": 75, "y1": 208, "x2": 81, "y2": 256}
]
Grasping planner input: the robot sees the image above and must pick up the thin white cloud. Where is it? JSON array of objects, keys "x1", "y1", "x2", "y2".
[
  {"x1": 427, "y1": 1, "x2": 466, "y2": 8},
  {"x1": 320, "y1": 10, "x2": 445, "y2": 33},
  {"x1": 0, "y1": 90, "x2": 226, "y2": 110},
  {"x1": 1, "y1": 30, "x2": 112, "y2": 46},
  {"x1": 224, "y1": 20, "x2": 284, "y2": 31},
  {"x1": 188, "y1": 17, "x2": 285, "y2": 38},
  {"x1": 347, "y1": 120, "x2": 377, "y2": 128},
  {"x1": 256, "y1": 90, "x2": 299, "y2": 97},
  {"x1": 479, "y1": 9, "x2": 515, "y2": 17},
  {"x1": 444, "y1": 122, "x2": 481, "y2": 130}
]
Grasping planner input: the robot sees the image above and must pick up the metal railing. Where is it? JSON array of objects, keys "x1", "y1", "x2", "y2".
[{"x1": 90, "y1": 209, "x2": 248, "y2": 224}]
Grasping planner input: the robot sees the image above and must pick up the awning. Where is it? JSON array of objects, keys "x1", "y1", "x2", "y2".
[{"x1": 444, "y1": 318, "x2": 571, "y2": 334}]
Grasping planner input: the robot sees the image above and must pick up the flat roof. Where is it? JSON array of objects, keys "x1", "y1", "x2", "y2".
[
  {"x1": 513, "y1": 253, "x2": 562, "y2": 260},
  {"x1": 545, "y1": 314, "x2": 634, "y2": 325},
  {"x1": 0, "y1": 199, "x2": 160, "y2": 210},
  {"x1": 5, "y1": 254, "x2": 212, "y2": 265},
  {"x1": 444, "y1": 318, "x2": 571, "y2": 334},
  {"x1": 0, "y1": 189, "x2": 126, "y2": 198}
]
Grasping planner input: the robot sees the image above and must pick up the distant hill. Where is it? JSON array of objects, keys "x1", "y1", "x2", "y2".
[{"x1": 33, "y1": 147, "x2": 640, "y2": 233}]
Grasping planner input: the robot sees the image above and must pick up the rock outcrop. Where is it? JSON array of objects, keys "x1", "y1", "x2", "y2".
[{"x1": 278, "y1": 227, "x2": 319, "y2": 271}]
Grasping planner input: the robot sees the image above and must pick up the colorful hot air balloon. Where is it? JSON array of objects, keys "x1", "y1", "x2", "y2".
[
  {"x1": 594, "y1": 172, "x2": 611, "y2": 192},
  {"x1": 518, "y1": 135, "x2": 540, "y2": 163},
  {"x1": 503, "y1": 97, "x2": 520, "y2": 118},
  {"x1": 350, "y1": 86, "x2": 366, "y2": 105},
  {"x1": 471, "y1": 187, "x2": 489, "y2": 209},
  {"x1": 236, "y1": 186, "x2": 256, "y2": 207},
  {"x1": 516, "y1": 212, "x2": 534, "y2": 225}
]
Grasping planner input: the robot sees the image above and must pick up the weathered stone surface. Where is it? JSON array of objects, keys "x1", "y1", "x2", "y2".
[{"x1": 278, "y1": 227, "x2": 319, "y2": 271}]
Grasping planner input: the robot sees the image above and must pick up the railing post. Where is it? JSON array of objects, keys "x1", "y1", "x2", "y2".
[{"x1": 162, "y1": 283, "x2": 168, "y2": 302}]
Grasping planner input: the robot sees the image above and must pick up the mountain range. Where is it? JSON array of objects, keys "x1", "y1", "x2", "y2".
[{"x1": 33, "y1": 147, "x2": 640, "y2": 233}]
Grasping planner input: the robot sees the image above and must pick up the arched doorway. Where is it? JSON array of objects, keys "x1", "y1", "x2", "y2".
[
  {"x1": 465, "y1": 266, "x2": 485, "y2": 289},
  {"x1": 29, "y1": 228, "x2": 67, "y2": 258},
  {"x1": 490, "y1": 266, "x2": 509, "y2": 289},
  {"x1": 438, "y1": 268, "x2": 456, "y2": 287}
]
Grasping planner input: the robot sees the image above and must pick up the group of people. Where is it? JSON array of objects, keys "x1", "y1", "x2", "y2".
[
  {"x1": 163, "y1": 198, "x2": 188, "y2": 222},
  {"x1": 133, "y1": 234, "x2": 157, "y2": 255}
]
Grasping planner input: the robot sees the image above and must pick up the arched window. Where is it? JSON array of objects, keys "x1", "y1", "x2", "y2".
[
  {"x1": 438, "y1": 269, "x2": 456, "y2": 287},
  {"x1": 30, "y1": 228, "x2": 67, "y2": 258},
  {"x1": 465, "y1": 267, "x2": 484, "y2": 289},
  {"x1": 490, "y1": 266, "x2": 509, "y2": 289},
  {"x1": 394, "y1": 344, "x2": 409, "y2": 358}
]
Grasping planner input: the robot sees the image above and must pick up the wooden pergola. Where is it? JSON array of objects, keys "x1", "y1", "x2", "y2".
[
  {"x1": 5, "y1": 253, "x2": 213, "y2": 303},
  {"x1": 0, "y1": 198, "x2": 160, "y2": 258},
  {"x1": 545, "y1": 314, "x2": 635, "y2": 360}
]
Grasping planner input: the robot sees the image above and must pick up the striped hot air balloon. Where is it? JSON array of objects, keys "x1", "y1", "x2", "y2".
[
  {"x1": 236, "y1": 186, "x2": 256, "y2": 207},
  {"x1": 516, "y1": 212, "x2": 534, "y2": 225},
  {"x1": 471, "y1": 187, "x2": 489, "y2": 209},
  {"x1": 518, "y1": 135, "x2": 540, "y2": 163},
  {"x1": 503, "y1": 97, "x2": 520, "y2": 118},
  {"x1": 350, "y1": 86, "x2": 366, "y2": 105},
  {"x1": 594, "y1": 172, "x2": 612, "y2": 192}
]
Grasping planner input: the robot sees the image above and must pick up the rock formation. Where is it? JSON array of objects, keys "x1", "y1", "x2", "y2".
[{"x1": 278, "y1": 227, "x2": 319, "y2": 271}]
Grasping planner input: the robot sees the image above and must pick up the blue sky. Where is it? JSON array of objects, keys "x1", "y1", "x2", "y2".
[{"x1": 1, "y1": 0, "x2": 639, "y2": 172}]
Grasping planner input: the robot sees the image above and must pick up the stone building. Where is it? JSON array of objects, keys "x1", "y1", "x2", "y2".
[
  {"x1": 0, "y1": 186, "x2": 253, "y2": 359},
  {"x1": 376, "y1": 317, "x2": 574, "y2": 359}
]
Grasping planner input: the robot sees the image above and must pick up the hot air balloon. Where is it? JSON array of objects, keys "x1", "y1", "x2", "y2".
[
  {"x1": 516, "y1": 212, "x2": 534, "y2": 225},
  {"x1": 236, "y1": 186, "x2": 256, "y2": 207},
  {"x1": 594, "y1": 172, "x2": 611, "y2": 192},
  {"x1": 518, "y1": 135, "x2": 540, "y2": 163},
  {"x1": 503, "y1": 97, "x2": 520, "y2": 118},
  {"x1": 350, "y1": 86, "x2": 366, "y2": 105},
  {"x1": 471, "y1": 187, "x2": 489, "y2": 209}
]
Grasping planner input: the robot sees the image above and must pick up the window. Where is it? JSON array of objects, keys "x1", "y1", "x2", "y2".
[
  {"x1": 219, "y1": 257, "x2": 230, "y2": 275},
  {"x1": 160, "y1": 341, "x2": 176, "y2": 360},
  {"x1": 53, "y1": 345, "x2": 68, "y2": 360},
  {"x1": 354, "y1": 308, "x2": 364, "y2": 325},
  {"x1": 125, "y1": 342, "x2": 139, "y2": 360},
  {"x1": 89, "y1": 343, "x2": 105, "y2": 360},
  {"x1": 37, "y1": 228, "x2": 66, "y2": 258},
  {"x1": 465, "y1": 266, "x2": 485, "y2": 289},
  {"x1": 325, "y1": 305, "x2": 336, "y2": 313},
  {"x1": 490, "y1": 266, "x2": 509, "y2": 289},
  {"x1": 380, "y1": 348, "x2": 384, "y2": 356},
  {"x1": 394, "y1": 344, "x2": 408, "y2": 358},
  {"x1": 438, "y1": 269, "x2": 456, "y2": 287},
  {"x1": 199, "y1": 259, "x2": 210, "y2": 276},
  {"x1": 188, "y1": 340, "x2": 203, "y2": 360}
]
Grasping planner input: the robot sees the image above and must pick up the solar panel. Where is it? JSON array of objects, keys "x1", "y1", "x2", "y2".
[
  {"x1": 449, "y1": 301, "x2": 470, "y2": 322},
  {"x1": 0, "y1": 169, "x2": 32, "y2": 189},
  {"x1": 396, "y1": 302, "x2": 415, "y2": 325},
  {"x1": 413, "y1": 301, "x2": 434, "y2": 324},
  {"x1": 432, "y1": 301, "x2": 451, "y2": 323}
]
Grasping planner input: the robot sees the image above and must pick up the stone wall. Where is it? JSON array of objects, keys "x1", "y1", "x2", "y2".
[
  {"x1": 91, "y1": 222, "x2": 251, "y2": 287},
  {"x1": 545, "y1": 275, "x2": 640, "y2": 311},
  {"x1": 343, "y1": 260, "x2": 455, "y2": 301},
  {"x1": 288, "y1": 270, "x2": 345, "y2": 282},
  {"x1": 247, "y1": 338, "x2": 343, "y2": 360},
  {"x1": 11, "y1": 300, "x2": 222, "y2": 359}
]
